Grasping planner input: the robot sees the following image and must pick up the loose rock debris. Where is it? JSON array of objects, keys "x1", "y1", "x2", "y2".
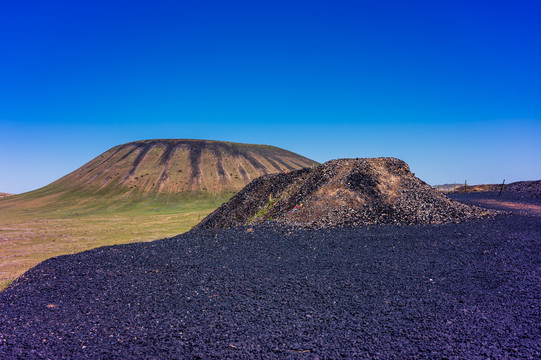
[
  {"x1": 196, "y1": 158, "x2": 495, "y2": 230},
  {"x1": 505, "y1": 180, "x2": 541, "y2": 198},
  {"x1": 0, "y1": 196, "x2": 539, "y2": 359}
]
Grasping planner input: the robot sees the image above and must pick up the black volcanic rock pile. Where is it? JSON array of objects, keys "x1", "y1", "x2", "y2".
[
  {"x1": 0, "y1": 199, "x2": 540, "y2": 359},
  {"x1": 505, "y1": 180, "x2": 541, "y2": 198},
  {"x1": 196, "y1": 158, "x2": 493, "y2": 229}
]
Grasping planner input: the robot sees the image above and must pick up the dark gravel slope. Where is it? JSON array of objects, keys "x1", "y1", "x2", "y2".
[
  {"x1": 0, "y1": 195, "x2": 540, "y2": 359},
  {"x1": 505, "y1": 180, "x2": 541, "y2": 198},
  {"x1": 196, "y1": 158, "x2": 493, "y2": 230}
]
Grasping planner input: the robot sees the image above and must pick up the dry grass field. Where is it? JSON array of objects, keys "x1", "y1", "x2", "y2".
[
  {"x1": 0, "y1": 139, "x2": 319, "y2": 291},
  {"x1": 0, "y1": 193, "x2": 230, "y2": 291}
]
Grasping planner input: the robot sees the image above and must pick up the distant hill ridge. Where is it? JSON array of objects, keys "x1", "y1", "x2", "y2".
[
  {"x1": 1, "y1": 140, "x2": 318, "y2": 211},
  {"x1": 51, "y1": 139, "x2": 317, "y2": 195}
]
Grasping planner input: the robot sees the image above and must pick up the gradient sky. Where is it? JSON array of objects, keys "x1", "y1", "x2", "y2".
[{"x1": 1, "y1": 0, "x2": 540, "y2": 194}]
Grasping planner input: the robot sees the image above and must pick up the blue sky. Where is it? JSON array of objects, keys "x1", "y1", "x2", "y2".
[{"x1": 1, "y1": 0, "x2": 540, "y2": 194}]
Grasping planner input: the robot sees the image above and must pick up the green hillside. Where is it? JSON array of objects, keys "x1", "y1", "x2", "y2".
[{"x1": 0, "y1": 139, "x2": 318, "y2": 290}]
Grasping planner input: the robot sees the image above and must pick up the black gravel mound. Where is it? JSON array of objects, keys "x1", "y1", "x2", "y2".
[
  {"x1": 0, "y1": 194, "x2": 539, "y2": 359},
  {"x1": 505, "y1": 180, "x2": 541, "y2": 198},
  {"x1": 196, "y1": 158, "x2": 493, "y2": 229}
]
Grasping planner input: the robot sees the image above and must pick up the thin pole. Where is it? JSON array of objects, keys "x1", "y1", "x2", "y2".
[
  {"x1": 464, "y1": 180, "x2": 467, "y2": 192},
  {"x1": 499, "y1": 179, "x2": 505, "y2": 196}
]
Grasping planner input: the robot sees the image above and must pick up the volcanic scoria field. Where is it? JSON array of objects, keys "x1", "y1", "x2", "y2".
[{"x1": 0, "y1": 159, "x2": 539, "y2": 359}]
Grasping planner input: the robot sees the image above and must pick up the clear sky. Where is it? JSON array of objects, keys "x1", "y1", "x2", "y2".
[{"x1": 1, "y1": 0, "x2": 540, "y2": 194}]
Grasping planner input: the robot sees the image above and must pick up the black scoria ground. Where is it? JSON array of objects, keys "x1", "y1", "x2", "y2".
[{"x1": 0, "y1": 192, "x2": 539, "y2": 359}]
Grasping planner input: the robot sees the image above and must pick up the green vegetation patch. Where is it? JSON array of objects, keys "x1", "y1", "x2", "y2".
[{"x1": 0, "y1": 191, "x2": 234, "y2": 292}]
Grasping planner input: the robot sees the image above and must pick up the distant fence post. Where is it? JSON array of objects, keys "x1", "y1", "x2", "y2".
[{"x1": 499, "y1": 179, "x2": 505, "y2": 196}]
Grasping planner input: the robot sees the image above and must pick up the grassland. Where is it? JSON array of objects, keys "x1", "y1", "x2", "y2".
[
  {"x1": 0, "y1": 139, "x2": 319, "y2": 291},
  {"x1": 0, "y1": 191, "x2": 232, "y2": 291}
]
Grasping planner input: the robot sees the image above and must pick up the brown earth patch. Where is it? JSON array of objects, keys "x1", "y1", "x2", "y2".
[{"x1": 475, "y1": 199, "x2": 541, "y2": 216}]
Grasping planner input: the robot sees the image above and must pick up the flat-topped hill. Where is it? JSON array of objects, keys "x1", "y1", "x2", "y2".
[
  {"x1": 0, "y1": 139, "x2": 317, "y2": 288},
  {"x1": 196, "y1": 158, "x2": 493, "y2": 229},
  {"x1": 0, "y1": 139, "x2": 318, "y2": 212},
  {"x1": 46, "y1": 139, "x2": 318, "y2": 195}
]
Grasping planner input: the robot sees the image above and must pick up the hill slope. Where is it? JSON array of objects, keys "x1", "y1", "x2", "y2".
[
  {"x1": 51, "y1": 139, "x2": 317, "y2": 194},
  {"x1": 0, "y1": 139, "x2": 317, "y2": 289},
  {"x1": 196, "y1": 158, "x2": 492, "y2": 229},
  {"x1": 0, "y1": 139, "x2": 318, "y2": 213}
]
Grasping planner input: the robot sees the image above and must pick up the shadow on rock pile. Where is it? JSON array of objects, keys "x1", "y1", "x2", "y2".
[{"x1": 195, "y1": 158, "x2": 494, "y2": 229}]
